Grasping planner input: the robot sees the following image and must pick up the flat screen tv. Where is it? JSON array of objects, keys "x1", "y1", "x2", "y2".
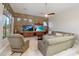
[
  {"x1": 35, "y1": 25, "x2": 44, "y2": 31},
  {"x1": 22, "y1": 25, "x2": 33, "y2": 31}
]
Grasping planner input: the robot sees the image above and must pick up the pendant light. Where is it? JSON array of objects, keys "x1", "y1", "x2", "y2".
[{"x1": 44, "y1": 3, "x2": 48, "y2": 18}]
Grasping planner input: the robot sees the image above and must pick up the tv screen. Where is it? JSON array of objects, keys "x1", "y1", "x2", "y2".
[
  {"x1": 22, "y1": 25, "x2": 33, "y2": 31},
  {"x1": 36, "y1": 25, "x2": 44, "y2": 31}
]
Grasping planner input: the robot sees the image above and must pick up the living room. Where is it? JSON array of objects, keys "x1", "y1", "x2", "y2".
[{"x1": 0, "y1": 3, "x2": 79, "y2": 56}]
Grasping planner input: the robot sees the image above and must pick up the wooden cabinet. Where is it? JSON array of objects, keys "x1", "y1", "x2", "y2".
[
  {"x1": 23, "y1": 31, "x2": 34, "y2": 37},
  {"x1": 22, "y1": 31, "x2": 46, "y2": 37},
  {"x1": 35, "y1": 31, "x2": 45, "y2": 36}
]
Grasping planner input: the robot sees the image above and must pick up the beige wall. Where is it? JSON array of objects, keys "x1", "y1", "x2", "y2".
[{"x1": 49, "y1": 6, "x2": 79, "y2": 43}]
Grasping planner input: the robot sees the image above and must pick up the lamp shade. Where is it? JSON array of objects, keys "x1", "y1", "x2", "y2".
[
  {"x1": 43, "y1": 21, "x2": 47, "y2": 26},
  {"x1": 48, "y1": 22, "x2": 53, "y2": 30}
]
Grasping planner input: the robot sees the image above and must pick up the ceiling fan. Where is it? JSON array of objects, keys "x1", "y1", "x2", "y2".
[{"x1": 40, "y1": 3, "x2": 55, "y2": 17}]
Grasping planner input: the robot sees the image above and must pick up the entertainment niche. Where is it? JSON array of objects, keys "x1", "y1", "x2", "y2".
[{"x1": 14, "y1": 12, "x2": 48, "y2": 37}]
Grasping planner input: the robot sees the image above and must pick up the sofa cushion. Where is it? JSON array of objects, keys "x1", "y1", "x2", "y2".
[
  {"x1": 55, "y1": 33, "x2": 64, "y2": 36},
  {"x1": 43, "y1": 35, "x2": 75, "y2": 45},
  {"x1": 63, "y1": 33, "x2": 71, "y2": 36}
]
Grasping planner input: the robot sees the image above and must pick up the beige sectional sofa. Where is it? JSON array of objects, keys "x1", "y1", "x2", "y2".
[{"x1": 38, "y1": 31, "x2": 76, "y2": 56}]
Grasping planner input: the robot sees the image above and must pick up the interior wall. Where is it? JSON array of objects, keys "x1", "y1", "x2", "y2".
[
  {"x1": 11, "y1": 17, "x2": 14, "y2": 34},
  {"x1": 50, "y1": 6, "x2": 79, "y2": 43}
]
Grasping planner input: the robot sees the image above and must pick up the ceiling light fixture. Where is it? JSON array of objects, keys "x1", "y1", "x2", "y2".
[
  {"x1": 43, "y1": 3, "x2": 55, "y2": 18},
  {"x1": 44, "y1": 3, "x2": 48, "y2": 18},
  {"x1": 45, "y1": 14, "x2": 48, "y2": 18}
]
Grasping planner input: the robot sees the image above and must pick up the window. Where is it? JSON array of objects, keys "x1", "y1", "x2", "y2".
[
  {"x1": 3, "y1": 8, "x2": 12, "y2": 38},
  {"x1": 24, "y1": 18, "x2": 28, "y2": 21},
  {"x1": 16, "y1": 18, "x2": 22, "y2": 22},
  {"x1": 28, "y1": 18, "x2": 32, "y2": 22}
]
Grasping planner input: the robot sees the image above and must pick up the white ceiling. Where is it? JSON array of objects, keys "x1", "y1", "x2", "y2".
[{"x1": 10, "y1": 3, "x2": 79, "y2": 16}]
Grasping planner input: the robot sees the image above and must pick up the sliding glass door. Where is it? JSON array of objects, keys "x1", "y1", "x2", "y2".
[{"x1": 3, "y1": 9, "x2": 12, "y2": 38}]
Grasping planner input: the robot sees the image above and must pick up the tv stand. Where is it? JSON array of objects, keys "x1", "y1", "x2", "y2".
[{"x1": 23, "y1": 31, "x2": 34, "y2": 37}]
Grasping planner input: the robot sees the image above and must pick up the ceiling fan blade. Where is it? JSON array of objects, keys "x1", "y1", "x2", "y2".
[{"x1": 48, "y1": 13, "x2": 55, "y2": 15}]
